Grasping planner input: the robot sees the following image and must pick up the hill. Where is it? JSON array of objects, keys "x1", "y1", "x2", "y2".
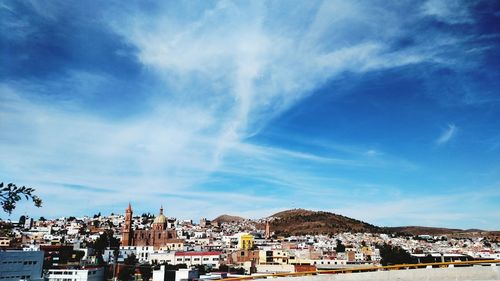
[
  {"x1": 386, "y1": 226, "x2": 485, "y2": 236},
  {"x1": 268, "y1": 209, "x2": 380, "y2": 236},
  {"x1": 213, "y1": 214, "x2": 245, "y2": 224}
]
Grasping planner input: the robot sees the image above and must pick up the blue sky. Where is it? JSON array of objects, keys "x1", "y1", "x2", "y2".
[{"x1": 1, "y1": 0, "x2": 500, "y2": 229}]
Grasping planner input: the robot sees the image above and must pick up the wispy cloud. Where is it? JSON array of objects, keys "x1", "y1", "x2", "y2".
[
  {"x1": 1, "y1": 1, "x2": 498, "y2": 228},
  {"x1": 422, "y1": 0, "x2": 474, "y2": 25},
  {"x1": 436, "y1": 124, "x2": 458, "y2": 145},
  {"x1": 336, "y1": 185, "x2": 500, "y2": 229}
]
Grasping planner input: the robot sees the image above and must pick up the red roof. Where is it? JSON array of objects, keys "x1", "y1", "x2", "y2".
[{"x1": 175, "y1": 251, "x2": 221, "y2": 256}]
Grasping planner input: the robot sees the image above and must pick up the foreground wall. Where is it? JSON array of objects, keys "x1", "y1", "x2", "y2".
[{"x1": 273, "y1": 266, "x2": 500, "y2": 281}]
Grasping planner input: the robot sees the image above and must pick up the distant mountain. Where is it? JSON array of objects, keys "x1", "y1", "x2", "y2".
[
  {"x1": 268, "y1": 209, "x2": 380, "y2": 236},
  {"x1": 385, "y1": 226, "x2": 485, "y2": 235},
  {"x1": 213, "y1": 214, "x2": 246, "y2": 224},
  {"x1": 211, "y1": 209, "x2": 496, "y2": 238}
]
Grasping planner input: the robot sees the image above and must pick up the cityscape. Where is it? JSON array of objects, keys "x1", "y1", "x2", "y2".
[
  {"x1": 0, "y1": 202, "x2": 499, "y2": 280},
  {"x1": 1, "y1": 1, "x2": 500, "y2": 281}
]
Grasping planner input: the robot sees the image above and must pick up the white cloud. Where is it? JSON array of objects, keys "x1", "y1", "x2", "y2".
[
  {"x1": 0, "y1": 1, "x2": 485, "y2": 221},
  {"x1": 336, "y1": 186, "x2": 500, "y2": 229},
  {"x1": 422, "y1": 0, "x2": 474, "y2": 25},
  {"x1": 365, "y1": 149, "x2": 379, "y2": 156},
  {"x1": 106, "y1": 1, "x2": 447, "y2": 137},
  {"x1": 436, "y1": 124, "x2": 458, "y2": 145}
]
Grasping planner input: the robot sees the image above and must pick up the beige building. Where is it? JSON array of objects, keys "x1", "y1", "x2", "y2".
[{"x1": 0, "y1": 237, "x2": 11, "y2": 247}]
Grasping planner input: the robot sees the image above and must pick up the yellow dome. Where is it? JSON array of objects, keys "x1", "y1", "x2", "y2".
[
  {"x1": 153, "y1": 206, "x2": 167, "y2": 224},
  {"x1": 153, "y1": 214, "x2": 167, "y2": 224}
]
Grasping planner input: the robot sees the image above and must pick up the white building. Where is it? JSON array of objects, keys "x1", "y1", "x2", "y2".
[
  {"x1": 102, "y1": 246, "x2": 154, "y2": 263},
  {"x1": 47, "y1": 268, "x2": 104, "y2": 281},
  {"x1": 310, "y1": 259, "x2": 347, "y2": 268},
  {"x1": 66, "y1": 223, "x2": 81, "y2": 235},
  {"x1": 174, "y1": 252, "x2": 221, "y2": 268},
  {"x1": 153, "y1": 266, "x2": 198, "y2": 281},
  {"x1": 120, "y1": 246, "x2": 154, "y2": 262},
  {"x1": 149, "y1": 251, "x2": 175, "y2": 264},
  {"x1": 355, "y1": 252, "x2": 364, "y2": 261},
  {"x1": 0, "y1": 250, "x2": 44, "y2": 281}
]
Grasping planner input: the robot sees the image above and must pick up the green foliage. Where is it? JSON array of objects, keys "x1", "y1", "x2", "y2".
[
  {"x1": 378, "y1": 243, "x2": 417, "y2": 266},
  {"x1": 139, "y1": 264, "x2": 153, "y2": 281},
  {"x1": 336, "y1": 239, "x2": 346, "y2": 252},
  {"x1": 192, "y1": 264, "x2": 209, "y2": 275},
  {"x1": 218, "y1": 264, "x2": 230, "y2": 272},
  {"x1": 92, "y1": 230, "x2": 120, "y2": 254},
  {"x1": 218, "y1": 265, "x2": 246, "y2": 274},
  {"x1": 0, "y1": 220, "x2": 13, "y2": 236},
  {"x1": 483, "y1": 240, "x2": 491, "y2": 247},
  {"x1": 0, "y1": 182, "x2": 42, "y2": 214},
  {"x1": 117, "y1": 267, "x2": 133, "y2": 281},
  {"x1": 124, "y1": 254, "x2": 137, "y2": 265},
  {"x1": 232, "y1": 267, "x2": 246, "y2": 274},
  {"x1": 118, "y1": 254, "x2": 137, "y2": 281},
  {"x1": 160, "y1": 263, "x2": 187, "y2": 270}
]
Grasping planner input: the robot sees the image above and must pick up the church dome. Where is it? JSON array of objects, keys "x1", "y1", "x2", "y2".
[
  {"x1": 153, "y1": 213, "x2": 167, "y2": 224},
  {"x1": 153, "y1": 206, "x2": 167, "y2": 225}
]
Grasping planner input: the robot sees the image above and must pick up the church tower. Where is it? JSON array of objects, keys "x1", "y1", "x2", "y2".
[
  {"x1": 121, "y1": 203, "x2": 133, "y2": 246},
  {"x1": 265, "y1": 221, "x2": 271, "y2": 239}
]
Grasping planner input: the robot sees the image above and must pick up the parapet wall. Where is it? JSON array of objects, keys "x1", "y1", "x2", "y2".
[{"x1": 273, "y1": 266, "x2": 500, "y2": 281}]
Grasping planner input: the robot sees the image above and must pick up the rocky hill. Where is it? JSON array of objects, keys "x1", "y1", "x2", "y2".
[
  {"x1": 268, "y1": 209, "x2": 380, "y2": 236},
  {"x1": 213, "y1": 214, "x2": 246, "y2": 224},
  {"x1": 211, "y1": 209, "x2": 496, "y2": 238}
]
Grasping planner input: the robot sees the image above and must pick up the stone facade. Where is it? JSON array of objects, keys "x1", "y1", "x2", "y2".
[{"x1": 121, "y1": 204, "x2": 180, "y2": 249}]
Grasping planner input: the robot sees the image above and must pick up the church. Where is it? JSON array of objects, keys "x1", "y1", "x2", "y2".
[{"x1": 121, "y1": 203, "x2": 181, "y2": 249}]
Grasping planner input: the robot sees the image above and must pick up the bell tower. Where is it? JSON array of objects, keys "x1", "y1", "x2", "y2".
[
  {"x1": 121, "y1": 203, "x2": 133, "y2": 246},
  {"x1": 265, "y1": 221, "x2": 271, "y2": 239}
]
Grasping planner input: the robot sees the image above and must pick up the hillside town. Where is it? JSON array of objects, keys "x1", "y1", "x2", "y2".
[{"x1": 1, "y1": 204, "x2": 499, "y2": 281}]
